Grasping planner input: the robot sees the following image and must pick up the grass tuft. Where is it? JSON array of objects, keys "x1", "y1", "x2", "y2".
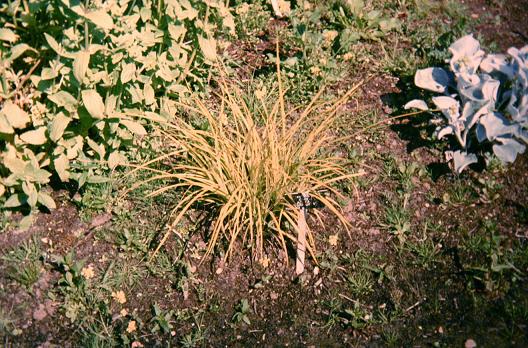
[{"x1": 133, "y1": 66, "x2": 363, "y2": 264}]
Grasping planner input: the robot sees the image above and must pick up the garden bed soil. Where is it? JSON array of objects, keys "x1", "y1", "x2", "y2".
[{"x1": 1, "y1": 0, "x2": 527, "y2": 346}]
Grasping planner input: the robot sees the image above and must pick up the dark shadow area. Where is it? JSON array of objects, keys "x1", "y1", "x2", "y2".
[
  {"x1": 426, "y1": 162, "x2": 451, "y2": 182},
  {"x1": 380, "y1": 74, "x2": 437, "y2": 148},
  {"x1": 380, "y1": 74, "x2": 457, "y2": 182}
]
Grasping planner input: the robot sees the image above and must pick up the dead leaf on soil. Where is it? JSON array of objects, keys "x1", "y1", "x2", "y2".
[
  {"x1": 33, "y1": 304, "x2": 47, "y2": 321},
  {"x1": 89, "y1": 213, "x2": 112, "y2": 229}
]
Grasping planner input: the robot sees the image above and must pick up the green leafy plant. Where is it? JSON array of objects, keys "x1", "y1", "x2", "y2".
[
  {"x1": 232, "y1": 298, "x2": 251, "y2": 325},
  {"x1": 462, "y1": 221, "x2": 524, "y2": 295},
  {"x1": 406, "y1": 35, "x2": 528, "y2": 172},
  {"x1": 347, "y1": 269, "x2": 374, "y2": 297},
  {"x1": 150, "y1": 303, "x2": 174, "y2": 334},
  {"x1": 0, "y1": 0, "x2": 234, "y2": 212},
  {"x1": 380, "y1": 195, "x2": 411, "y2": 245},
  {"x1": 331, "y1": 0, "x2": 401, "y2": 51},
  {"x1": 2, "y1": 237, "x2": 42, "y2": 290}
]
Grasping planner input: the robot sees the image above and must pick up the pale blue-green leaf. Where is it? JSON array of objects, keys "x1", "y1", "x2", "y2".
[
  {"x1": 462, "y1": 101, "x2": 489, "y2": 130},
  {"x1": 87, "y1": 137, "x2": 106, "y2": 159},
  {"x1": 449, "y1": 34, "x2": 481, "y2": 59},
  {"x1": 105, "y1": 95, "x2": 118, "y2": 116},
  {"x1": 18, "y1": 214, "x2": 34, "y2": 230},
  {"x1": 41, "y1": 67, "x2": 58, "y2": 80},
  {"x1": 4, "y1": 156, "x2": 26, "y2": 174},
  {"x1": 43, "y1": 33, "x2": 76, "y2": 59},
  {"x1": 437, "y1": 126, "x2": 454, "y2": 139},
  {"x1": 493, "y1": 137, "x2": 526, "y2": 163},
  {"x1": 508, "y1": 46, "x2": 528, "y2": 89},
  {"x1": 49, "y1": 91, "x2": 77, "y2": 110},
  {"x1": 108, "y1": 151, "x2": 126, "y2": 169},
  {"x1": 198, "y1": 35, "x2": 217, "y2": 62},
  {"x1": 120, "y1": 63, "x2": 136, "y2": 84},
  {"x1": 415, "y1": 67, "x2": 451, "y2": 93},
  {"x1": 28, "y1": 189, "x2": 38, "y2": 208},
  {"x1": 127, "y1": 85, "x2": 143, "y2": 104},
  {"x1": 168, "y1": 24, "x2": 186, "y2": 40},
  {"x1": 476, "y1": 123, "x2": 486, "y2": 143},
  {"x1": 459, "y1": 75, "x2": 499, "y2": 105},
  {"x1": 9, "y1": 44, "x2": 36, "y2": 62},
  {"x1": 479, "y1": 112, "x2": 518, "y2": 141},
  {"x1": 84, "y1": 9, "x2": 114, "y2": 30},
  {"x1": 144, "y1": 83, "x2": 155, "y2": 105},
  {"x1": 54, "y1": 154, "x2": 70, "y2": 181},
  {"x1": 24, "y1": 164, "x2": 51, "y2": 183},
  {"x1": 88, "y1": 44, "x2": 107, "y2": 55},
  {"x1": 4, "y1": 193, "x2": 25, "y2": 208},
  {"x1": 22, "y1": 181, "x2": 36, "y2": 197},
  {"x1": 404, "y1": 99, "x2": 428, "y2": 111},
  {"x1": 480, "y1": 54, "x2": 514, "y2": 78},
  {"x1": 450, "y1": 150, "x2": 478, "y2": 173},
  {"x1": 140, "y1": 7, "x2": 152, "y2": 22},
  {"x1": 44, "y1": 33, "x2": 60, "y2": 53},
  {"x1": 0, "y1": 114, "x2": 14, "y2": 134},
  {"x1": 432, "y1": 96, "x2": 460, "y2": 121}
]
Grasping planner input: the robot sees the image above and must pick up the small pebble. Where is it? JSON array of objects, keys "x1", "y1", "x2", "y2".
[{"x1": 465, "y1": 339, "x2": 477, "y2": 348}]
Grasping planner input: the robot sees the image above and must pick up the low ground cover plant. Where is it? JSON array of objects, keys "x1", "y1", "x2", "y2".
[
  {"x1": 406, "y1": 34, "x2": 528, "y2": 172},
  {"x1": 0, "y1": 0, "x2": 233, "y2": 216}
]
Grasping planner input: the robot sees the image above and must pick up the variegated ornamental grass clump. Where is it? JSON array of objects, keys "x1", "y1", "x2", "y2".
[
  {"x1": 132, "y1": 72, "x2": 364, "y2": 263},
  {"x1": 0, "y1": 0, "x2": 234, "y2": 213},
  {"x1": 405, "y1": 34, "x2": 528, "y2": 173}
]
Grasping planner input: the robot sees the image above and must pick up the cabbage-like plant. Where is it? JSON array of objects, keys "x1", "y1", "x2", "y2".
[{"x1": 405, "y1": 34, "x2": 528, "y2": 173}]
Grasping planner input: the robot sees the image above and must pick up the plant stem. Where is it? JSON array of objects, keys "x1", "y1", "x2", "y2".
[
  {"x1": 7, "y1": 0, "x2": 18, "y2": 27},
  {"x1": 157, "y1": 0, "x2": 163, "y2": 22},
  {"x1": 84, "y1": 0, "x2": 90, "y2": 50}
]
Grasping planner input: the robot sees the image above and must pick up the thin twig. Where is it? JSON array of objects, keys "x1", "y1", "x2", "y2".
[
  {"x1": 337, "y1": 109, "x2": 439, "y2": 143},
  {"x1": 10, "y1": 58, "x2": 42, "y2": 97},
  {"x1": 405, "y1": 298, "x2": 425, "y2": 312}
]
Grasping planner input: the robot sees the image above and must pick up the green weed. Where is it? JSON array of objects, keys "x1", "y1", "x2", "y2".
[
  {"x1": 380, "y1": 195, "x2": 411, "y2": 245},
  {"x1": 347, "y1": 269, "x2": 374, "y2": 297},
  {"x1": 150, "y1": 303, "x2": 174, "y2": 334},
  {"x1": 2, "y1": 237, "x2": 42, "y2": 290},
  {"x1": 232, "y1": 298, "x2": 251, "y2": 325}
]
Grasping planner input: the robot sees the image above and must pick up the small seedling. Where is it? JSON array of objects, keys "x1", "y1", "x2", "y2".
[
  {"x1": 380, "y1": 196, "x2": 411, "y2": 245},
  {"x1": 150, "y1": 304, "x2": 174, "y2": 334},
  {"x1": 232, "y1": 299, "x2": 251, "y2": 325},
  {"x1": 347, "y1": 270, "x2": 374, "y2": 297}
]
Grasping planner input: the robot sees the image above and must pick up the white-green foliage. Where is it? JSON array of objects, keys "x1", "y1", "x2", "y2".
[
  {"x1": 406, "y1": 35, "x2": 528, "y2": 173},
  {"x1": 0, "y1": 0, "x2": 234, "y2": 211}
]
